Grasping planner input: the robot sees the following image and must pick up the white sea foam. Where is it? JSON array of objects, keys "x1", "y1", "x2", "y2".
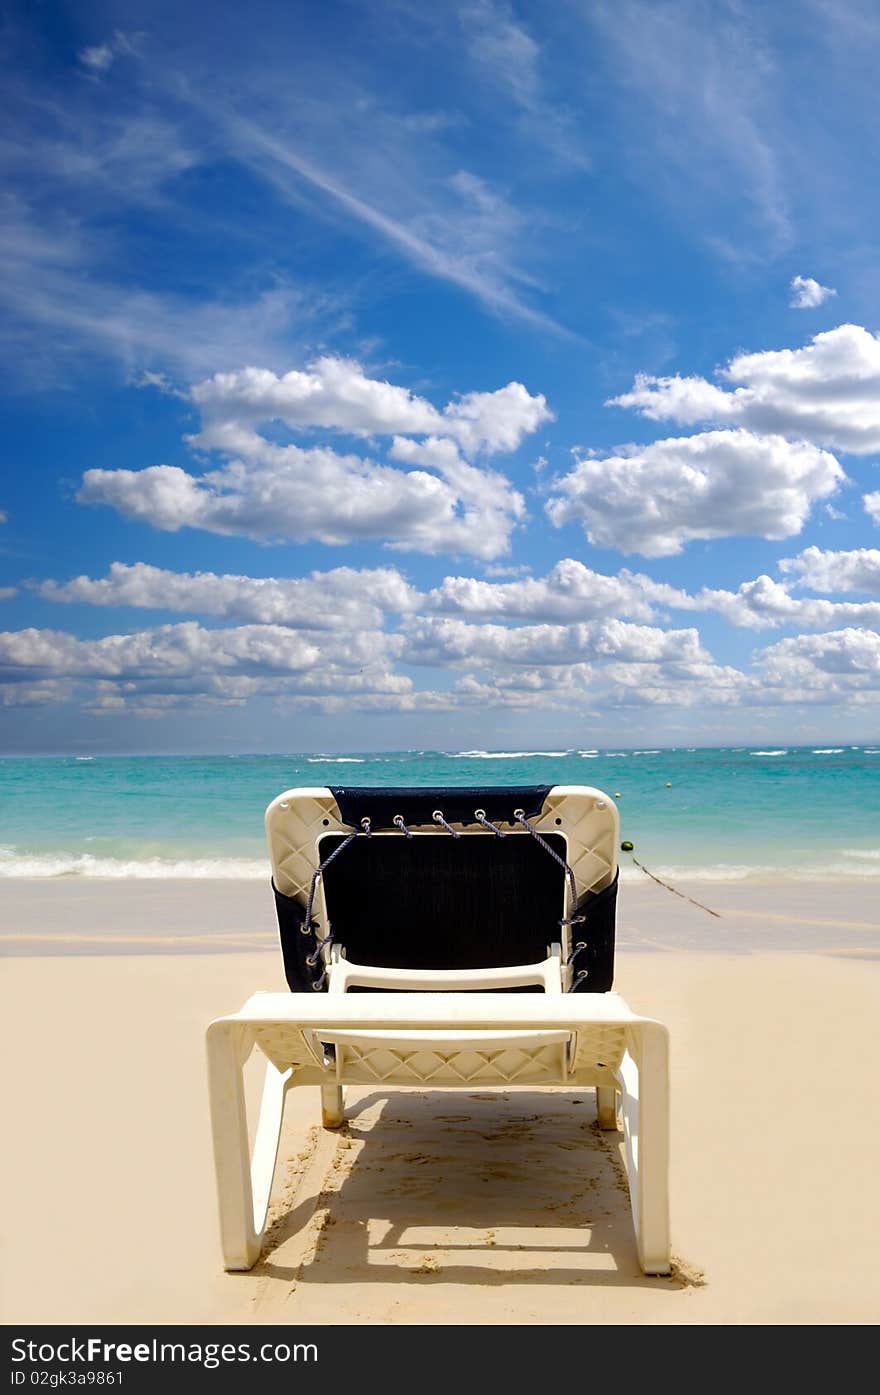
[
  {"x1": 452, "y1": 750, "x2": 570, "y2": 759},
  {"x1": 0, "y1": 850, "x2": 267, "y2": 879},
  {"x1": 632, "y1": 750, "x2": 661, "y2": 755},
  {"x1": 750, "y1": 749, "x2": 787, "y2": 756},
  {"x1": 578, "y1": 750, "x2": 599, "y2": 757},
  {"x1": 306, "y1": 757, "x2": 365, "y2": 763},
  {"x1": 812, "y1": 748, "x2": 845, "y2": 754},
  {"x1": 621, "y1": 860, "x2": 880, "y2": 883},
  {"x1": 75, "y1": 756, "x2": 94, "y2": 761},
  {"x1": 865, "y1": 749, "x2": 880, "y2": 755},
  {"x1": 2, "y1": 843, "x2": 878, "y2": 882}
]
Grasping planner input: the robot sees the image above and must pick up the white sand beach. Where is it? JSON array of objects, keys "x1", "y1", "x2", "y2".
[{"x1": 2, "y1": 877, "x2": 879, "y2": 1326}]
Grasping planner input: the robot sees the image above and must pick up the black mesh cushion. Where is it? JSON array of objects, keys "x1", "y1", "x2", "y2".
[
  {"x1": 570, "y1": 871, "x2": 617, "y2": 993},
  {"x1": 272, "y1": 880, "x2": 315, "y2": 994},
  {"x1": 329, "y1": 785, "x2": 551, "y2": 830},
  {"x1": 319, "y1": 831, "x2": 567, "y2": 970}
]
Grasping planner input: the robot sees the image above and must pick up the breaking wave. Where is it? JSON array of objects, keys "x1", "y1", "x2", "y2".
[
  {"x1": 0, "y1": 849, "x2": 267, "y2": 879},
  {"x1": 452, "y1": 750, "x2": 570, "y2": 759}
]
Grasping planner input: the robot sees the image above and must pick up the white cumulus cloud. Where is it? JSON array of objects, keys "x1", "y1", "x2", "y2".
[
  {"x1": 38, "y1": 562, "x2": 417, "y2": 628},
  {"x1": 190, "y1": 358, "x2": 551, "y2": 456},
  {"x1": 756, "y1": 628, "x2": 880, "y2": 703},
  {"x1": 78, "y1": 441, "x2": 524, "y2": 560},
  {"x1": 546, "y1": 429, "x2": 843, "y2": 557},
  {"x1": 676, "y1": 574, "x2": 880, "y2": 630},
  {"x1": 789, "y1": 275, "x2": 837, "y2": 309},
  {"x1": 778, "y1": 546, "x2": 880, "y2": 596},
  {"x1": 78, "y1": 358, "x2": 549, "y2": 559},
  {"x1": 401, "y1": 615, "x2": 708, "y2": 668},
  {"x1": 608, "y1": 325, "x2": 880, "y2": 454},
  {"x1": 33, "y1": 551, "x2": 880, "y2": 652},
  {"x1": 426, "y1": 558, "x2": 681, "y2": 622},
  {"x1": 0, "y1": 620, "x2": 409, "y2": 715}
]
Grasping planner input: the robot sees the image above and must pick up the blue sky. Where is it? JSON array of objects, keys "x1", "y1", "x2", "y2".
[{"x1": 1, "y1": 0, "x2": 879, "y2": 753}]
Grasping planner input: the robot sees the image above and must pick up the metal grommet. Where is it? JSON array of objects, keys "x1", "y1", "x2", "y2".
[{"x1": 474, "y1": 808, "x2": 507, "y2": 837}]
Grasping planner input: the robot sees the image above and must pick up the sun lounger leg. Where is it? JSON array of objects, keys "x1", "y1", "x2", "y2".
[
  {"x1": 251, "y1": 1059, "x2": 293, "y2": 1238},
  {"x1": 596, "y1": 1086, "x2": 618, "y2": 1129},
  {"x1": 206, "y1": 1022, "x2": 291, "y2": 1270},
  {"x1": 321, "y1": 1083, "x2": 345, "y2": 1128},
  {"x1": 618, "y1": 1024, "x2": 670, "y2": 1275}
]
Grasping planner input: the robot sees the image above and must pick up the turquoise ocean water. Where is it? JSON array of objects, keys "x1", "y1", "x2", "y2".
[{"x1": 1, "y1": 746, "x2": 878, "y2": 882}]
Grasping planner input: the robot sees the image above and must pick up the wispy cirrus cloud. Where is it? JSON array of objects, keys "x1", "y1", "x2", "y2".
[
  {"x1": 586, "y1": 0, "x2": 792, "y2": 250},
  {"x1": 196, "y1": 102, "x2": 571, "y2": 337},
  {"x1": 78, "y1": 31, "x2": 137, "y2": 75},
  {"x1": 458, "y1": 0, "x2": 589, "y2": 169},
  {"x1": 0, "y1": 191, "x2": 339, "y2": 382},
  {"x1": 0, "y1": 19, "x2": 577, "y2": 384}
]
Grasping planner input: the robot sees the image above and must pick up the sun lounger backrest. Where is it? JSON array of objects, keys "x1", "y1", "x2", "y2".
[
  {"x1": 317, "y1": 827, "x2": 565, "y2": 970},
  {"x1": 267, "y1": 785, "x2": 619, "y2": 993}
]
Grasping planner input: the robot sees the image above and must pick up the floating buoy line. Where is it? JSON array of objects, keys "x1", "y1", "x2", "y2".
[{"x1": 620, "y1": 842, "x2": 722, "y2": 919}]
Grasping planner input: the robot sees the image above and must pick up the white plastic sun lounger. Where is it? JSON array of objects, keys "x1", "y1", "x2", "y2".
[{"x1": 207, "y1": 784, "x2": 671, "y2": 1275}]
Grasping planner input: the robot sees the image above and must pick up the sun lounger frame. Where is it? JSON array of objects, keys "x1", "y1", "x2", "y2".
[{"x1": 207, "y1": 785, "x2": 671, "y2": 1276}]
